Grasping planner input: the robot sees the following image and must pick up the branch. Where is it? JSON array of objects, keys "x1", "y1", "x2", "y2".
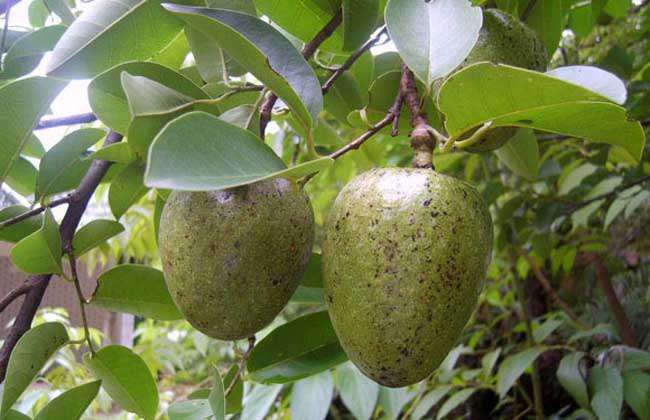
[
  {"x1": 0, "y1": 0, "x2": 11, "y2": 56},
  {"x1": 0, "y1": 195, "x2": 70, "y2": 229},
  {"x1": 321, "y1": 26, "x2": 388, "y2": 94},
  {"x1": 401, "y1": 65, "x2": 435, "y2": 169},
  {"x1": 0, "y1": 0, "x2": 20, "y2": 16},
  {"x1": 36, "y1": 113, "x2": 98, "y2": 130},
  {"x1": 0, "y1": 131, "x2": 123, "y2": 383},
  {"x1": 564, "y1": 175, "x2": 650, "y2": 215},
  {"x1": 225, "y1": 336, "x2": 256, "y2": 397},
  {"x1": 588, "y1": 254, "x2": 639, "y2": 347},
  {"x1": 259, "y1": 9, "x2": 343, "y2": 138}
]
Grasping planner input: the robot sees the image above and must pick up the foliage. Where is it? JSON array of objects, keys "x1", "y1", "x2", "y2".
[{"x1": 0, "y1": 0, "x2": 649, "y2": 419}]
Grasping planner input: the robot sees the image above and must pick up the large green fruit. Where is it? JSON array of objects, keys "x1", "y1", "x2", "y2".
[
  {"x1": 159, "y1": 179, "x2": 314, "y2": 340},
  {"x1": 323, "y1": 169, "x2": 493, "y2": 387},
  {"x1": 452, "y1": 9, "x2": 548, "y2": 152}
]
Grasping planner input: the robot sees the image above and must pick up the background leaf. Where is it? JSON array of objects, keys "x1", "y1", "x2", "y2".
[
  {"x1": 546, "y1": 66, "x2": 627, "y2": 104},
  {"x1": 494, "y1": 128, "x2": 539, "y2": 180},
  {"x1": 10, "y1": 209, "x2": 63, "y2": 275},
  {"x1": 0, "y1": 25, "x2": 66, "y2": 79},
  {"x1": 496, "y1": 347, "x2": 544, "y2": 398},
  {"x1": 342, "y1": 0, "x2": 379, "y2": 51},
  {"x1": 108, "y1": 162, "x2": 148, "y2": 219},
  {"x1": 0, "y1": 206, "x2": 43, "y2": 243},
  {"x1": 337, "y1": 362, "x2": 379, "y2": 420},
  {"x1": 72, "y1": 220, "x2": 124, "y2": 256},
  {"x1": 208, "y1": 370, "x2": 225, "y2": 420},
  {"x1": 34, "y1": 380, "x2": 101, "y2": 420},
  {"x1": 240, "y1": 384, "x2": 283, "y2": 420},
  {"x1": 589, "y1": 366, "x2": 623, "y2": 420},
  {"x1": 290, "y1": 371, "x2": 334, "y2": 420},
  {"x1": 557, "y1": 352, "x2": 590, "y2": 409}
]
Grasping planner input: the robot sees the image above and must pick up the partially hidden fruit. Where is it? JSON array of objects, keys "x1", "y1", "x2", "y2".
[
  {"x1": 323, "y1": 168, "x2": 493, "y2": 387},
  {"x1": 451, "y1": 9, "x2": 548, "y2": 152},
  {"x1": 159, "y1": 178, "x2": 314, "y2": 340}
]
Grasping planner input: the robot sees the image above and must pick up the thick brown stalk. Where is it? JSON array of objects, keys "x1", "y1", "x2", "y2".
[
  {"x1": 259, "y1": 9, "x2": 343, "y2": 138},
  {"x1": 0, "y1": 131, "x2": 123, "y2": 383},
  {"x1": 588, "y1": 254, "x2": 638, "y2": 347},
  {"x1": 400, "y1": 65, "x2": 435, "y2": 169}
]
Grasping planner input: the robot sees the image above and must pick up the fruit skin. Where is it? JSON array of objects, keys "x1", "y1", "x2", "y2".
[
  {"x1": 159, "y1": 178, "x2": 314, "y2": 340},
  {"x1": 450, "y1": 9, "x2": 548, "y2": 152},
  {"x1": 323, "y1": 168, "x2": 493, "y2": 387}
]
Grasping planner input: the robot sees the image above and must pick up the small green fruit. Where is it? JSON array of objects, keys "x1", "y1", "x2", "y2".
[
  {"x1": 452, "y1": 9, "x2": 548, "y2": 152},
  {"x1": 159, "y1": 179, "x2": 314, "y2": 340},
  {"x1": 323, "y1": 168, "x2": 493, "y2": 387}
]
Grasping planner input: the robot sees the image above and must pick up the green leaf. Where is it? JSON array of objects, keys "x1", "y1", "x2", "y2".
[
  {"x1": 163, "y1": 4, "x2": 323, "y2": 131},
  {"x1": 0, "y1": 25, "x2": 66, "y2": 79},
  {"x1": 43, "y1": 0, "x2": 75, "y2": 25},
  {"x1": 37, "y1": 128, "x2": 107, "y2": 199},
  {"x1": 168, "y1": 400, "x2": 212, "y2": 420},
  {"x1": 436, "y1": 388, "x2": 476, "y2": 420},
  {"x1": 385, "y1": 0, "x2": 483, "y2": 86},
  {"x1": 290, "y1": 371, "x2": 334, "y2": 420},
  {"x1": 10, "y1": 209, "x2": 62, "y2": 275},
  {"x1": 584, "y1": 176, "x2": 623, "y2": 200},
  {"x1": 86, "y1": 142, "x2": 135, "y2": 164},
  {"x1": 208, "y1": 370, "x2": 225, "y2": 420},
  {"x1": 145, "y1": 112, "x2": 333, "y2": 191},
  {"x1": 557, "y1": 352, "x2": 590, "y2": 409},
  {"x1": 623, "y1": 371, "x2": 650, "y2": 420},
  {"x1": 546, "y1": 66, "x2": 627, "y2": 105},
  {"x1": 223, "y1": 365, "x2": 243, "y2": 414},
  {"x1": 23, "y1": 135, "x2": 46, "y2": 159},
  {"x1": 494, "y1": 128, "x2": 539, "y2": 180},
  {"x1": 589, "y1": 366, "x2": 623, "y2": 420},
  {"x1": 45, "y1": 0, "x2": 200, "y2": 79},
  {"x1": 604, "y1": 196, "x2": 631, "y2": 229},
  {"x1": 5, "y1": 157, "x2": 38, "y2": 197},
  {"x1": 72, "y1": 220, "x2": 124, "y2": 256},
  {"x1": 342, "y1": 0, "x2": 379, "y2": 50},
  {"x1": 625, "y1": 190, "x2": 650, "y2": 218},
  {"x1": 89, "y1": 264, "x2": 182, "y2": 320},
  {"x1": 559, "y1": 163, "x2": 598, "y2": 196},
  {"x1": 254, "y1": 0, "x2": 343, "y2": 52},
  {"x1": 0, "y1": 205, "x2": 43, "y2": 243},
  {"x1": 3, "y1": 410, "x2": 31, "y2": 420},
  {"x1": 34, "y1": 380, "x2": 102, "y2": 420},
  {"x1": 88, "y1": 61, "x2": 207, "y2": 134},
  {"x1": 108, "y1": 162, "x2": 148, "y2": 219},
  {"x1": 323, "y1": 72, "x2": 364, "y2": 124},
  {"x1": 85, "y1": 345, "x2": 158, "y2": 420},
  {"x1": 524, "y1": 0, "x2": 566, "y2": 54},
  {"x1": 0, "y1": 77, "x2": 67, "y2": 186},
  {"x1": 247, "y1": 311, "x2": 347, "y2": 383},
  {"x1": 481, "y1": 348, "x2": 501, "y2": 377},
  {"x1": 0, "y1": 323, "x2": 69, "y2": 417},
  {"x1": 121, "y1": 72, "x2": 196, "y2": 115},
  {"x1": 438, "y1": 63, "x2": 646, "y2": 161},
  {"x1": 533, "y1": 317, "x2": 564, "y2": 343},
  {"x1": 411, "y1": 386, "x2": 453, "y2": 420},
  {"x1": 496, "y1": 346, "x2": 544, "y2": 398},
  {"x1": 337, "y1": 362, "x2": 379, "y2": 420},
  {"x1": 240, "y1": 384, "x2": 282, "y2": 420},
  {"x1": 377, "y1": 386, "x2": 416, "y2": 420}
]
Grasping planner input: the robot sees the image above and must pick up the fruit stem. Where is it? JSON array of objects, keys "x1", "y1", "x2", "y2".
[
  {"x1": 400, "y1": 65, "x2": 435, "y2": 169},
  {"x1": 225, "y1": 336, "x2": 256, "y2": 397}
]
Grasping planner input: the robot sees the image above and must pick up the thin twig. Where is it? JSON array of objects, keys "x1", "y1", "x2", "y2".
[
  {"x1": 0, "y1": 283, "x2": 31, "y2": 313},
  {"x1": 225, "y1": 336, "x2": 256, "y2": 397},
  {"x1": 36, "y1": 113, "x2": 98, "y2": 130},
  {"x1": 67, "y1": 248, "x2": 96, "y2": 355},
  {"x1": 0, "y1": 195, "x2": 71, "y2": 229},
  {"x1": 564, "y1": 175, "x2": 650, "y2": 215},
  {"x1": 259, "y1": 9, "x2": 343, "y2": 138},
  {"x1": 0, "y1": 131, "x2": 123, "y2": 383},
  {"x1": 322, "y1": 26, "x2": 388, "y2": 94}
]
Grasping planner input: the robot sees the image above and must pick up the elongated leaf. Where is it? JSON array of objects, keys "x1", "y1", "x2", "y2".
[
  {"x1": 343, "y1": 0, "x2": 379, "y2": 51},
  {"x1": 290, "y1": 371, "x2": 334, "y2": 420},
  {"x1": 438, "y1": 63, "x2": 646, "y2": 160},
  {"x1": 163, "y1": 4, "x2": 322, "y2": 130},
  {"x1": 10, "y1": 209, "x2": 63, "y2": 275},
  {"x1": 0, "y1": 25, "x2": 66, "y2": 79},
  {"x1": 224, "y1": 365, "x2": 243, "y2": 414},
  {"x1": 108, "y1": 162, "x2": 148, "y2": 219},
  {"x1": 208, "y1": 370, "x2": 225, "y2": 420},
  {"x1": 337, "y1": 362, "x2": 379, "y2": 420},
  {"x1": 524, "y1": 0, "x2": 566, "y2": 54},
  {"x1": 5, "y1": 157, "x2": 38, "y2": 197},
  {"x1": 412, "y1": 386, "x2": 453, "y2": 420},
  {"x1": 89, "y1": 264, "x2": 181, "y2": 320},
  {"x1": 88, "y1": 61, "x2": 207, "y2": 134},
  {"x1": 546, "y1": 66, "x2": 627, "y2": 105},
  {"x1": 168, "y1": 400, "x2": 212, "y2": 420},
  {"x1": 37, "y1": 128, "x2": 107, "y2": 199},
  {"x1": 589, "y1": 366, "x2": 623, "y2": 420},
  {"x1": 72, "y1": 220, "x2": 124, "y2": 256},
  {"x1": 0, "y1": 323, "x2": 69, "y2": 417},
  {"x1": 496, "y1": 346, "x2": 544, "y2": 398},
  {"x1": 377, "y1": 386, "x2": 416, "y2": 420},
  {"x1": 85, "y1": 345, "x2": 158, "y2": 420},
  {"x1": 121, "y1": 72, "x2": 196, "y2": 115},
  {"x1": 255, "y1": 0, "x2": 343, "y2": 52},
  {"x1": 385, "y1": 0, "x2": 482, "y2": 86},
  {"x1": 436, "y1": 388, "x2": 476, "y2": 420},
  {"x1": 494, "y1": 128, "x2": 539, "y2": 180},
  {"x1": 0, "y1": 205, "x2": 43, "y2": 243},
  {"x1": 46, "y1": 0, "x2": 200, "y2": 78},
  {"x1": 86, "y1": 142, "x2": 135, "y2": 164},
  {"x1": 34, "y1": 380, "x2": 101, "y2": 420},
  {"x1": 557, "y1": 352, "x2": 590, "y2": 409},
  {"x1": 623, "y1": 371, "x2": 650, "y2": 420},
  {"x1": 247, "y1": 311, "x2": 347, "y2": 383},
  {"x1": 145, "y1": 112, "x2": 333, "y2": 191},
  {"x1": 0, "y1": 77, "x2": 67, "y2": 186},
  {"x1": 241, "y1": 384, "x2": 282, "y2": 420},
  {"x1": 43, "y1": 0, "x2": 75, "y2": 24}
]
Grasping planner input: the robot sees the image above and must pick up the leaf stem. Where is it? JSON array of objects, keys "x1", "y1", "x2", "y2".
[
  {"x1": 225, "y1": 336, "x2": 256, "y2": 397},
  {"x1": 0, "y1": 195, "x2": 71, "y2": 229},
  {"x1": 67, "y1": 248, "x2": 96, "y2": 355}
]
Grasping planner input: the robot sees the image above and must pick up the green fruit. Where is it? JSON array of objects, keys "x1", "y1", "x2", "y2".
[
  {"x1": 159, "y1": 179, "x2": 314, "y2": 340},
  {"x1": 452, "y1": 9, "x2": 548, "y2": 152},
  {"x1": 323, "y1": 168, "x2": 493, "y2": 387}
]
